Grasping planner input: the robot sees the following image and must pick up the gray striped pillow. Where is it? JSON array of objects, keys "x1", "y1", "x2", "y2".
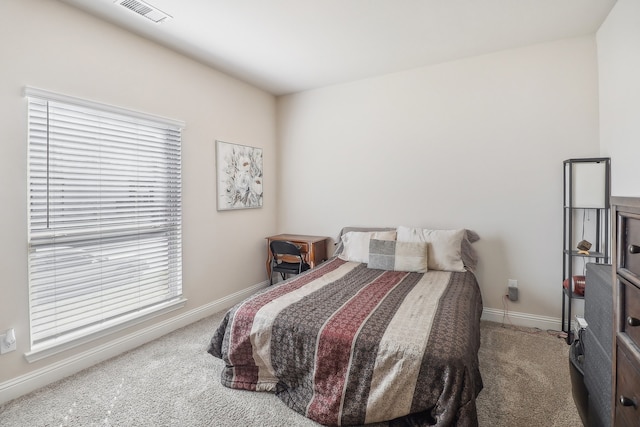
[{"x1": 368, "y1": 239, "x2": 428, "y2": 273}]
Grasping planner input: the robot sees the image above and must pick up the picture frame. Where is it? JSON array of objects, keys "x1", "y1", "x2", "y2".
[{"x1": 216, "y1": 140, "x2": 263, "y2": 211}]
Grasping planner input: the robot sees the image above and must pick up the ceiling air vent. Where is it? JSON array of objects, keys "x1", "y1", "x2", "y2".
[{"x1": 115, "y1": 0, "x2": 172, "y2": 23}]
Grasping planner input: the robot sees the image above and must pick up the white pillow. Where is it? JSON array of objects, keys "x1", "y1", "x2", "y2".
[
  {"x1": 338, "y1": 230, "x2": 397, "y2": 263},
  {"x1": 396, "y1": 226, "x2": 466, "y2": 272}
]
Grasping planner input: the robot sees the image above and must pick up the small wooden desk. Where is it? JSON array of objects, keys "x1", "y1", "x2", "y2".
[{"x1": 265, "y1": 234, "x2": 329, "y2": 280}]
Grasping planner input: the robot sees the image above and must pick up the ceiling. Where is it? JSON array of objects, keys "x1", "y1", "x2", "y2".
[{"x1": 59, "y1": 0, "x2": 617, "y2": 96}]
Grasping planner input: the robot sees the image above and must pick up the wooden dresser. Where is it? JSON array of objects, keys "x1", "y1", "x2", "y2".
[{"x1": 611, "y1": 197, "x2": 640, "y2": 426}]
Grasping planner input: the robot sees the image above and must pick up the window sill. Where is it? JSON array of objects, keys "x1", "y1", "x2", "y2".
[{"x1": 25, "y1": 298, "x2": 187, "y2": 363}]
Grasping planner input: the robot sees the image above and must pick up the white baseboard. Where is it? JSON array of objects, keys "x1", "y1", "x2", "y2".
[
  {"x1": 481, "y1": 307, "x2": 563, "y2": 332},
  {"x1": 0, "y1": 281, "x2": 268, "y2": 406},
  {"x1": 1, "y1": 287, "x2": 564, "y2": 406}
]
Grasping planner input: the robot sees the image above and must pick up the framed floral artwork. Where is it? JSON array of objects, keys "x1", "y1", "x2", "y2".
[{"x1": 216, "y1": 140, "x2": 263, "y2": 210}]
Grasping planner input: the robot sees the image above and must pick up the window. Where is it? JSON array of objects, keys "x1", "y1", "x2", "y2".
[{"x1": 25, "y1": 87, "x2": 184, "y2": 360}]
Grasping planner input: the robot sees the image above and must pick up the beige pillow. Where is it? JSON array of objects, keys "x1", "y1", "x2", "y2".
[
  {"x1": 396, "y1": 226, "x2": 466, "y2": 272},
  {"x1": 368, "y1": 239, "x2": 428, "y2": 273},
  {"x1": 338, "y1": 230, "x2": 397, "y2": 263}
]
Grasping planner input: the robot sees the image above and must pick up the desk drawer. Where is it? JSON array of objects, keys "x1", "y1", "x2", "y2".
[
  {"x1": 615, "y1": 344, "x2": 640, "y2": 427},
  {"x1": 619, "y1": 213, "x2": 640, "y2": 279},
  {"x1": 621, "y1": 276, "x2": 640, "y2": 348}
]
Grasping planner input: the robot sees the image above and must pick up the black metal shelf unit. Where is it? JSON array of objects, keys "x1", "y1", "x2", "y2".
[{"x1": 562, "y1": 158, "x2": 610, "y2": 344}]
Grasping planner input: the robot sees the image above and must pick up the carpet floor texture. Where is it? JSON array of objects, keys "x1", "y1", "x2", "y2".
[{"x1": 0, "y1": 313, "x2": 583, "y2": 426}]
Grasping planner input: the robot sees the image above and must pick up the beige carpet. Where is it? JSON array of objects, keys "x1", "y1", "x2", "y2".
[
  {"x1": 476, "y1": 322, "x2": 582, "y2": 427},
  {"x1": 0, "y1": 313, "x2": 582, "y2": 426}
]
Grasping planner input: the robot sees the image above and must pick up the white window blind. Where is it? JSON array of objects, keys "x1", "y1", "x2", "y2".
[{"x1": 26, "y1": 88, "x2": 184, "y2": 357}]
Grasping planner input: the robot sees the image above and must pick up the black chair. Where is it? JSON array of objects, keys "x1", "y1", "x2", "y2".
[{"x1": 269, "y1": 240, "x2": 310, "y2": 285}]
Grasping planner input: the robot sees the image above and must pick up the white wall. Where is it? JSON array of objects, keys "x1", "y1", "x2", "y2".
[
  {"x1": 277, "y1": 36, "x2": 601, "y2": 324},
  {"x1": 598, "y1": 0, "x2": 640, "y2": 195},
  {"x1": 0, "y1": 0, "x2": 276, "y2": 389}
]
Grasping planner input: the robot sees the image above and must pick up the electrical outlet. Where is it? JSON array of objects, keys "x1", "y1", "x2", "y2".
[
  {"x1": 0, "y1": 328, "x2": 17, "y2": 354},
  {"x1": 507, "y1": 279, "x2": 518, "y2": 302}
]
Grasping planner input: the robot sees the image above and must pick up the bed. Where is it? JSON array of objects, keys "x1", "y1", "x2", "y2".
[{"x1": 208, "y1": 226, "x2": 483, "y2": 426}]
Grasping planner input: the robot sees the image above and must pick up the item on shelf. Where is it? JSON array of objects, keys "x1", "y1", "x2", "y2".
[
  {"x1": 563, "y1": 275, "x2": 586, "y2": 296},
  {"x1": 577, "y1": 240, "x2": 592, "y2": 252}
]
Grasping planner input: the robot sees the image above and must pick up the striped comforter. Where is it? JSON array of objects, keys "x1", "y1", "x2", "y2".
[{"x1": 208, "y1": 257, "x2": 483, "y2": 426}]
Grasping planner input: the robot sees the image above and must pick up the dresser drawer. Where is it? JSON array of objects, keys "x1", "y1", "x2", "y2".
[
  {"x1": 615, "y1": 344, "x2": 640, "y2": 427},
  {"x1": 618, "y1": 212, "x2": 640, "y2": 280},
  {"x1": 620, "y1": 276, "x2": 640, "y2": 348}
]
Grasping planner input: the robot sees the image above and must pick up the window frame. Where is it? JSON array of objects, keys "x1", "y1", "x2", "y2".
[{"x1": 24, "y1": 87, "x2": 186, "y2": 362}]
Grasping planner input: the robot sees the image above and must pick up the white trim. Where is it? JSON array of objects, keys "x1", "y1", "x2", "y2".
[
  {"x1": 23, "y1": 86, "x2": 186, "y2": 129},
  {"x1": 0, "y1": 289, "x2": 564, "y2": 406},
  {"x1": 481, "y1": 307, "x2": 563, "y2": 331},
  {"x1": 0, "y1": 281, "x2": 268, "y2": 405},
  {"x1": 25, "y1": 299, "x2": 188, "y2": 363}
]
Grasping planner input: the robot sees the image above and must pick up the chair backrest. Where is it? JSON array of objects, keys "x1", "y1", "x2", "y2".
[
  {"x1": 269, "y1": 240, "x2": 310, "y2": 284},
  {"x1": 270, "y1": 240, "x2": 302, "y2": 260}
]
